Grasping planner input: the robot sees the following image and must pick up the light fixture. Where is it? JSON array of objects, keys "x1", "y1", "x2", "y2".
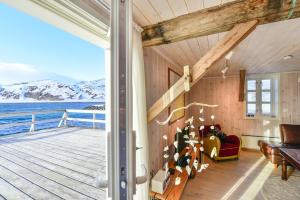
[
  {"x1": 225, "y1": 51, "x2": 234, "y2": 60},
  {"x1": 221, "y1": 51, "x2": 234, "y2": 79},
  {"x1": 283, "y1": 55, "x2": 293, "y2": 60}
]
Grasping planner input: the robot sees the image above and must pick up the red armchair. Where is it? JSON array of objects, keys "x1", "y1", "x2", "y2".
[{"x1": 200, "y1": 124, "x2": 241, "y2": 160}]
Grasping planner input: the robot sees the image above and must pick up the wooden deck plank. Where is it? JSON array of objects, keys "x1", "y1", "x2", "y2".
[
  {"x1": 0, "y1": 177, "x2": 33, "y2": 200},
  {"x1": 0, "y1": 144, "x2": 102, "y2": 176},
  {"x1": 0, "y1": 164, "x2": 62, "y2": 200},
  {"x1": 0, "y1": 146, "x2": 102, "y2": 185},
  {"x1": 0, "y1": 135, "x2": 105, "y2": 165},
  {"x1": 4, "y1": 142, "x2": 102, "y2": 170},
  {"x1": 0, "y1": 151, "x2": 103, "y2": 200},
  {"x1": 0, "y1": 128, "x2": 107, "y2": 200}
]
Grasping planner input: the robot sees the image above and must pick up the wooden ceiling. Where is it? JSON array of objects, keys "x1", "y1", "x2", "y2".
[{"x1": 105, "y1": 0, "x2": 300, "y2": 76}]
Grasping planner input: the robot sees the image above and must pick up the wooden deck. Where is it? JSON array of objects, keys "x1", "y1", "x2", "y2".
[{"x1": 0, "y1": 127, "x2": 107, "y2": 200}]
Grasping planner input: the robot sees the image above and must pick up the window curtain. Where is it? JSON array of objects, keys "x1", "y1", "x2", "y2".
[{"x1": 132, "y1": 24, "x2": 150, "y2": 200}]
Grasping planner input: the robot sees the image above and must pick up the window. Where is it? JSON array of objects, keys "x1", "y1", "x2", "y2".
[{"x1": 245, "y1": 75, "x2": 279, "y2": 118}]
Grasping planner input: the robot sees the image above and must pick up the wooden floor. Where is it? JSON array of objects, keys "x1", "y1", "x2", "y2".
[
  {"x1": 0, "y1": 127, "x2": 106, "y2": 200},
  {"x1": 181, "y1": 151, "x2": 274, "y2": 200}
]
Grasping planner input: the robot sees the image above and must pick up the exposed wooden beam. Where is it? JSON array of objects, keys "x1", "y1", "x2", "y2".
[
  {"x1": 147, "y1": 20, "x2": 258, "y2": 123},
  {"x1": 142, "y1": 0, "x2": 300, "y2": 47},
  {"x1": 239, "y1": 70, "x2": 246, "y2": 102}
]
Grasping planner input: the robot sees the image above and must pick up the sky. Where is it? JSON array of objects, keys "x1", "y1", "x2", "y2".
[{"x1": 0, "y1": 3, "x2": 105, "y2": 84}]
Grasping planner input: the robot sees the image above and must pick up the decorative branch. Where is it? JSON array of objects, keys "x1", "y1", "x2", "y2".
[{"x1": 156, "y1": 102, "x2": 218, "y2": 125}]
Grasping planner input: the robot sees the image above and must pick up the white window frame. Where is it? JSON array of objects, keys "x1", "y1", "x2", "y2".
[{"x1": 245, "y1": 74, "x2": 279, "y2": 119}]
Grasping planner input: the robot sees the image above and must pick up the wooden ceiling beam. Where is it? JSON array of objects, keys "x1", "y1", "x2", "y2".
[
  {"x1": 142, "y1": 0, "x2": 300, "y2": 47},
  {"x1": 147, "y1": 20, "x2": 258, "y2": 122}
]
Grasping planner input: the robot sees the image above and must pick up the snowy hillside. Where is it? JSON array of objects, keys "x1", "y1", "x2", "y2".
[{"x1": 0, "y1": 79, "x2": 105, "y2": 102}]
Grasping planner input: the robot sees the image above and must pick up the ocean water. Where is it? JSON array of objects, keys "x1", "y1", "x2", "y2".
[{"x1": 0, "y1": 102, "x2": 105, "y2": 136}]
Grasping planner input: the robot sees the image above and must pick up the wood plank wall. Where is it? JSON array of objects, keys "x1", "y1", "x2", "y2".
[
  {"x1": 189, "y1": 72, "x2": 300, "y2": 139},
  {"x1": 143, "y1": 47, "x2": 190, "y2": 174},
  {"x1": 280, "y1": 72, "x2": 300, "y2": 124}
]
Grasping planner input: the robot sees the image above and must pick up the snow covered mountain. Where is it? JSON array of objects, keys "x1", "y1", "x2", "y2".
[{"x1": 0, "y1": 79, "x2": 105, "y2": 102}]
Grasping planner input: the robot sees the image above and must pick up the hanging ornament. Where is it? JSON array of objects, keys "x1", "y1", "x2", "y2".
[
  {"x1": 176, "y1": 165, "x2": 183, "y2": 173},
  {"x1": 163, "y1": 146, "x2": 169, "y2": 151},
  {"x1": 187, "y1": 158, "x2": 190, "y2": 164},
  {"x1": 200, "y1": 125, "x2": 204, "y2": 131},
  {"x1": 163, "y1": 154, "x2": 169, "y2": 159},
  {"x1": 163, "y1": 135, "x2": 167, "y2": 140},
  {"x1": 176, "y1": 127, "x2": 182, "y2": 133},
  {"x1": 210, "y1": 135, "x2": 215, "y2": 140},
  {"x1": 193, "y1": 146, "x2": 197, "y2": 153},
  {"x1": 184, "y1": 126, "x2": 189, "y2": 131},
  {"x1": 189, "y1": 131, "x2": 195, "y2": 138},
  {"x1": 200, "y1": 146, "x2": 204, "y2": 152},
  {"x1": 186, "y1": 165, "x2": 191, "y2": 176},
  {"x1": 198, "y1": 163, "x2": 209, "y2": 173},
  {"x1": 175, "y1": 177, "x2": 181, "y2": 185},
  {"x1": 190, "y1": 124, "x2": 195, "y2": 129},
  {"x1": 199, "y1": 117, "x2": 205, "y2": 122},
  {"x1": 174, "y1": 141, "x2": 178, "y2": 148},
  {"x1": 200, "y1": 140, "x2": 204, "y2": 145},
  {"x1": 193, "y1": 160, "x2": 199, "y2": 169},
  {"x1": 200, "y1": 107, "x2": 204, "y2": 114},
  {"x1": 210, "y1": 125, "x2": 214, "y2": 130},
  {"x1": 183, "y1": 134, "x2": 189, "y2": 139},
  {"x1": 174, "y1": 152, "x2": 179, "y2": 161}
]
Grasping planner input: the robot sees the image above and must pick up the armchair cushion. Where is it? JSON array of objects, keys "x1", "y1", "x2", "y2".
[
  {"x1": 224, "y1": 135, "x2": 240, "y2": 146},
  {"x1": 219, "y1": 142, "x2": 240, "y2": 157}
]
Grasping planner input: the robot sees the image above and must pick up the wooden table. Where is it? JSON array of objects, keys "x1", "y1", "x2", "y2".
[
  {"x1": 279, "y1": 148, "x2": 300, "y2": 180},
  {"x1": 150, "y1": 146, "x2": 199, "y2": 200}
]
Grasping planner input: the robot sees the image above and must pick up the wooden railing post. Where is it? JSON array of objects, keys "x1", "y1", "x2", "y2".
[
  {"x1": 58, "y1": 111, "x2": 68, "y2": 128},
  {"x1": 93, "y1": 113, "x2": 96, "y2": 129},
  {"x1": 29, "y1": 113, "x2": 35, "y2": 133}
]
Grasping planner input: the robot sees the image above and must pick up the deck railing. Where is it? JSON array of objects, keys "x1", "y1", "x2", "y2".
[{"x1": 0, "y1": 109, "x2": 106, "y2": 134}]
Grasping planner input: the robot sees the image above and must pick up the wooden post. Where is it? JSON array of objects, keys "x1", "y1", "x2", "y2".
[
  {"x1": 147, "y1": 20, "x2": 258, "y2": 122},
  {"x1": 29, "y1": 113, "x2": 35, "y2": 133},
  {"x1": 239, "y1": 70, "x2": 246, "y2": 102},
  {"x1": 282, "y1": 158, "x2": 287, "y2": 180},
  {"x1": 183, "y1": 65, "x2": 191, "y2": 92},
  {"x1": 93, "y1": 113, "x2": 96, "y2": 129}
]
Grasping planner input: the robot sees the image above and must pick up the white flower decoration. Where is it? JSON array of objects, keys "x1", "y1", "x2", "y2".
[
  {"x1": 210, "y1": 125, "x2": 214, "y2": 130},
  {"x1": 200, "y1": 146, "x2": 204, "y2": 152},
  {"x1": 200, "y1": 125, "x2": 204, "y2": 130},
  {"x1": 163, "y1": 135, "x2": 168, "y2": 140},
  {"x1": 163, "y1": 154, "x2": 169, "y2": 159},
  {"x1": 176, "y1": 127, "x2": 182, "y2": 133},
  {"x1": 163, "y1": 146, "x2": 169, "y2": 151}
]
